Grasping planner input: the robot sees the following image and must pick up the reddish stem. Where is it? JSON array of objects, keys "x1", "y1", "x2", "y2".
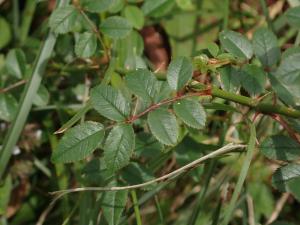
[
  {"x1": 126, "y1": 88, "x2": 211, "y2": 123},
  {"x1": 270, "y1": 114, "x2": 300, "y2": 144}
]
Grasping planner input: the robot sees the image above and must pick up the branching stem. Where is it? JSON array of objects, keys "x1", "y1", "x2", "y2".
[{"x1": 126, "y1": 88, "x2": 212, "y2": 123}]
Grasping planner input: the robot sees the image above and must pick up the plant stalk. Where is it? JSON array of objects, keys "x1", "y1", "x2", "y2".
[
  {"x1": 20, "y1": 0, "x2": 37, "y2": 44},
  {"x1": 131, "y1": 190, "x2": 143, "y2": 225},
  {"x1": 192, "y1": 84, "x2": 300, "y2": 118}
]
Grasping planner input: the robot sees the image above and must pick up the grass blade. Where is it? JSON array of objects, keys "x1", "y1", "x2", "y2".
[
  {"x1": 0, "y1": 0, "x2": 71, "y2": 180},
  {"x1": 221, "y1": 123, "x2": 256, "y2": 225},
  {"x1": 131, "y1": 190, "x2": 143, "y2": 225},
  {"x1": 154, "y1": 195, "x2": 165, "y2": 225},
  {"x1": 20, "y1": 0, "x2": 37, "y2": 44}
]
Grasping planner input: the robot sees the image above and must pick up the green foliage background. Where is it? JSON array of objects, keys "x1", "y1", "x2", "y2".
[{"x1": 0, "y1": 0, "x2": 300, "y2": 225}]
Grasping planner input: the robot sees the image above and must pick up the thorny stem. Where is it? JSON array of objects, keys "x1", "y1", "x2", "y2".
[
  {"x1": 270, "y1": 114, "x2": 300, "y2": 143},
  {"x1": 191, "y1": 83, "x2": 300, "y2": 118}
]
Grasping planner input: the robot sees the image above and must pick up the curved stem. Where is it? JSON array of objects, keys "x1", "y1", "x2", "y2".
[{"x1": 51, "y1": 143, "x2": 246, "y2": 196}]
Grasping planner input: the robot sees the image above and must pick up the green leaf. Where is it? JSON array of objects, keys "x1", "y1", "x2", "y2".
[
  {"x1": 0, "y1": 175, "x2": 12, "y2": 215},
  {"x1": 135, "y1": 133, "x2": 163, "y2": 158},
  {"x1": 176, "y1": 0, "x2": 195, "y2": 10},
  {"x1": 0, "y1": 94, "x2": 18, "y2": 122},
  {"x1": 49, "y1": 5, "x2": 79, "y2": 34},
  {"x1": 268, "y1": 73, "x2": 297, "y2": 106},
  {"x1": 51, "y1": 121, "x2": 105, "y2": 163},
  {"x1": 142, "y1": 0, "x2": 174, "y2": 17},
  {"x1": 207, "y1": 42, "x2": 220, "y2": 57},
  {"x1": 111, "y1": 72, "x2": 131, "y2": 100},
  {"x1": 147, "y1": 108, "x2": 178, "y2": 146},
  {"x1": 260, "y1": 135, "x2": 300, "y2": 161},
  {"x1": 100, "y1": 16, "x2": 132, "y2": 39},
  {"x1": 287, "y1": 177, "x2": 300, "y2": 202},
  {"x1": 154, "y1": 81, "x2": 172, "y2": 102},
  {"x1": 218, "y1": 66, "x2": 241, "y2": 92},
  {"x1": 33, "y1": 85, "x2": 50, "y2": 107},
  {"x1": 90, "y1": 84, "x2": 131, "y2": 121},
  {"x1": 272, "y1": 163, "x2": 300, "y2": 192},
  {"x1": 75, "y1": 32, "x2": 97, "y2": 58},
  {"x1": 167, "y1": 56, "x2": 193, "y2": 91},
  {"x1": 102, "y1": 181, "x2": 128, "y2": 225},
  {"x1": 252, "y1": 28, "x2": 280, "y2": 67},
  {"x1": 0, "y1": 17, "x2": 11, "y2": 50},
  {"x1": 219, "y1": 30, "x2": 253, "y2": 59},
  {"x1": 124, "y1": 6, "x2": 144, "y2": 30},
  {"x1": 81, "y1": 0, "x2": 116, "y2": 13},
  {"x1": 240, "y1": 64, "x2": 266, "y2": 96},
  {"x1": 125, "y1": 69, "x2": 157, "y2": 104},
  {"x1": 285, "y1": 6, "x2": 300, "y2": 27},
  {"x1": 274, "y1": 48, "x2": 300, "y2": 106},
  {"x1": 173, "y1": 99, "x2": 206, "y2": 129},
  {"x1": 114, "y1": 30, "x2": 145, "y2": 70},
  {"x1": 5, "y1": 48, "x2": 26, "y2": 78},
  {"x1": 109, "y1": 0, "x2": 125, "y2": 13},
  {"x1": 104, "y1": 124, "x2": 135, "y2": 172}
]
